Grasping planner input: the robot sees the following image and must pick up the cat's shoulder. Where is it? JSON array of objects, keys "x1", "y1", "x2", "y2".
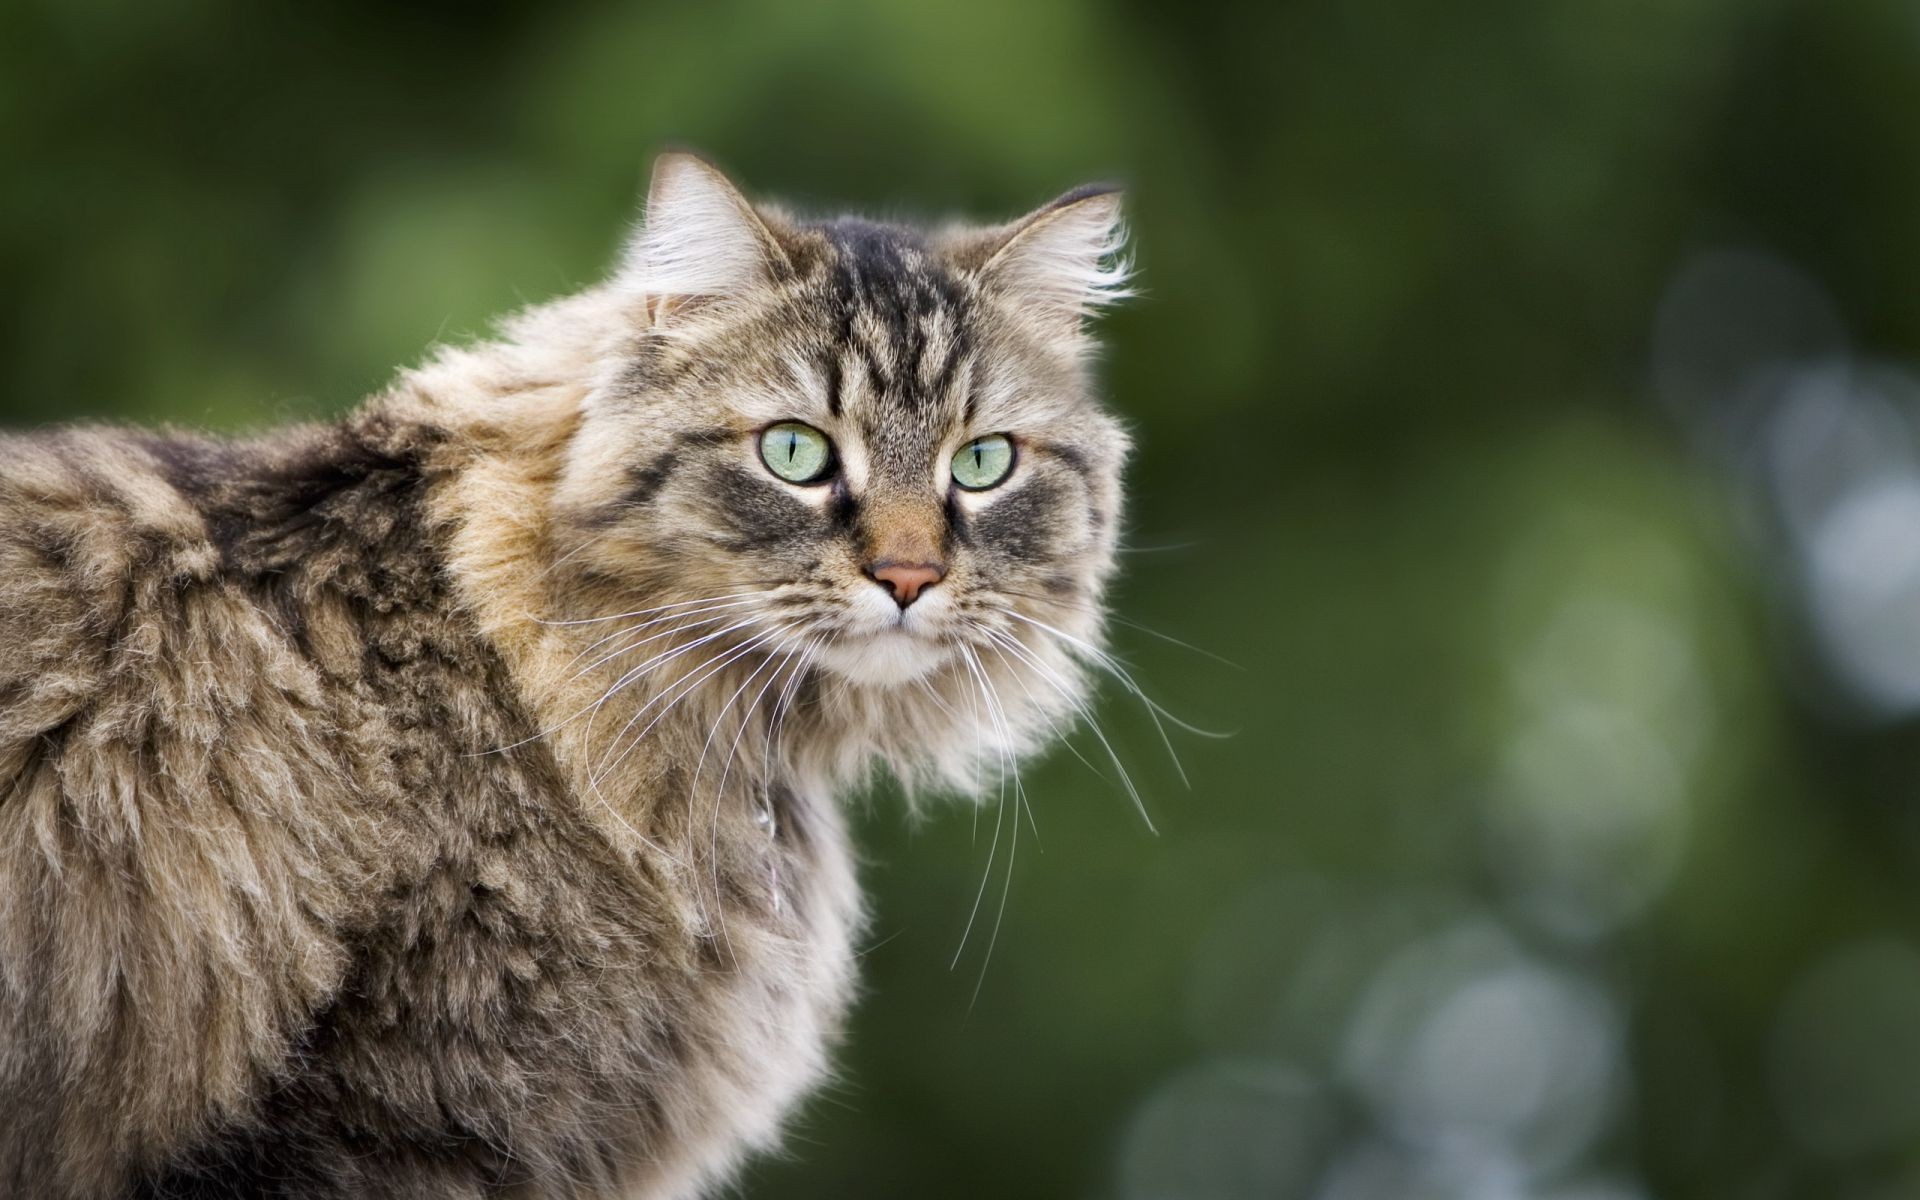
[
  {"x1": 0, "y1": 426, "x2": 215, "y2": 550},
  {"x1": 0, "y1": 428, "x2": 223, "y2": 736},
  {"x1": 0, "y1": 427, "x2": 217, "y2": 631}
]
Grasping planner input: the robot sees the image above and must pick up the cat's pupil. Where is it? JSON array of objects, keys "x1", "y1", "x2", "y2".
[
  {"x1": 785, "y1": 434, "x2": 797, "y2": 462},
  {"x1": 972, "y1": 445, "x2": 982, "y2": 467}
]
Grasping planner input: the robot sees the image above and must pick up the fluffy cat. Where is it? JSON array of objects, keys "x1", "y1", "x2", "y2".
[{"x1": 0, "y1": 153, "x2": 1130, "y2": 1198}]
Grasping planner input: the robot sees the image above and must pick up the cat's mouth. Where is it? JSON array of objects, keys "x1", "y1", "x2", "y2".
[
  {"x1": 806, "y1": 587, "x2": 957, "y2": 686},
  {"x1": 812, "y1": 625, "x2": 952, "y2": 687}
]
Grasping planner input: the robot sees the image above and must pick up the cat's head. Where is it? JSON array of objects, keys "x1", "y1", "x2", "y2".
[{"x1": 552, "y1": 153, "x2": 1130, "y2": 694}]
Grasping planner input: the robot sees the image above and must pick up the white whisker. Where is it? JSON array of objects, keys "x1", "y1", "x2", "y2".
[
  {"x1": 980, "y1": 626, "x2": 1156, "y2": 833},
  {"x1": 707, "y1": 633, "x2": 816, "y2": 938},
  {"x1": 950, "y1": 647, "x2": 1002, "y2": 967},
  {"x1": 534, "y1": 589, "x2": 774, "y2": 628},
  {"x1": 566, "y1": 596, "x2": 768, "y2": 668},
  {"x1": 975, "y1": 633, "x2": 1103, "y2": 818},
  {"x1": 472, "y1": 605, "x2": 772, "y2": 758},
  {"x1": 1000, "y1": 609, "x2": 1215, "y2": 787},
  {"x1": 763, "y1": 633, "x2": 823, "y2": 787},
  {"x1": 1108, "y1": 614, "x2": 1244, "y2": 670},
  {"x1": 592, "y1": 613, "x2": 769, "y2": 716},
  {"x1": 690, "y1": 627, "x2": 803, "y2": 963},
  {"x1": 955, "y1": 644, "x2": 1026, "y2": 1008},
  {"x1": 590, "y1": 622, "x2": 787, "y2": 788},
  {"x1": 567, "y1": 607, "x2": 755, "y2": 684}
]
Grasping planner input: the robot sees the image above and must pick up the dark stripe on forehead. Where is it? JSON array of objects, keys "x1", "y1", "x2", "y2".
[
  {"x1": 928, "y1": 338, "x2": 971, "y2": 402},
  {"x1": 824, "y1": 354, "x2": 844, "y2": 418},
  {"x1": 820, "y1": 218, "x2": 974, "y2": 411},
  {"x1": 855, "y1": 336, "x2": 892, "y2": 398},
  {"x1": 824, "y1": 218, "x2": 915, "y2": 283}
]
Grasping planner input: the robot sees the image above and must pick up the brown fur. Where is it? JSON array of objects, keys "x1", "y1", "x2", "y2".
[{"x1": 0, "y1": 156, "x2": 1129, "y2": 1198}]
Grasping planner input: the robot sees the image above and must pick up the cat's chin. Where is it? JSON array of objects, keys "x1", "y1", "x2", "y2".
[{"x1": 813, "y1": 628, "x2": 952, "y2": 688}]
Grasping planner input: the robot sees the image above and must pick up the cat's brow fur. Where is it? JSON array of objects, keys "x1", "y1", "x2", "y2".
[{"x1": 0, "y1": 156, "x2": 1129, "y2": 1198}]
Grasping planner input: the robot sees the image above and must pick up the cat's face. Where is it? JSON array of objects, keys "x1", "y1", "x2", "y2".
[{"x1": 554, "y1": 156, "x2": 1128, "y2": 690}]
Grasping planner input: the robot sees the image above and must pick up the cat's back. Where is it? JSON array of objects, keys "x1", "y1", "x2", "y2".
[
  {"x1": 0, "y1": 422, "x2": 417, "y2": 808},
  {"x1": 0, "y1": 418, "x2": 569, "y2": 1196},
  {"x1": 0, "y1": 429, "x2": 217, "y2": 746},
  {"x1": 0, "y1": 425, "x2": 395, "y2": 1194}
]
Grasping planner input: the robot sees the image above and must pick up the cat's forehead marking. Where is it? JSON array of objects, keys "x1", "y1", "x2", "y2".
[{"x1": 814, "y1": 219, "x2": 974, "y2": 483}]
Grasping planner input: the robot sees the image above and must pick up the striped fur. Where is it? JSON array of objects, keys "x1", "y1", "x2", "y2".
[{"x1": 0, "y1": 155, "x2": 1130, "y2": 1198}]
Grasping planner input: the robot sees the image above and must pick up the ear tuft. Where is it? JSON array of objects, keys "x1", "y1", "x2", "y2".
[
  {"x1": 622, "y1": 153, "x2": 786, "y2": 317},
  {"x1": 978, "y1": 185, "x2": 1131, "y2": 328}
]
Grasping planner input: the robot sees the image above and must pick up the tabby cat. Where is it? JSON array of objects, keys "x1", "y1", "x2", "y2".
[{"x1": 0, "y1": 153, "x2": 1131, "y2": 1198}]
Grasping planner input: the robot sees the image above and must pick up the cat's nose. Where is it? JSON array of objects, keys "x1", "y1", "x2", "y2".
[{"x1": 867, "y1": 561, "x2": 946, "y2": 608}]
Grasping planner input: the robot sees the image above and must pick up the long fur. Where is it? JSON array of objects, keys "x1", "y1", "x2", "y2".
[{"x1": 0, "y1": 158, "x2": 1130, "y2": 1198}]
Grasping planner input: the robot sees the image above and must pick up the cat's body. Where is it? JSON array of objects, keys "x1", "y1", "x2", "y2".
[
  {"x1": 0, "y1": 156, "x2": 1128, "y2": 1197},
  {"x1": 0, "y1": 408, "x2": 860, "y2": 1198}
]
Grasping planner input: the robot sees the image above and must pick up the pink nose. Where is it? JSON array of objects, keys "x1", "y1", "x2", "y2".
[{"x1": 868, "y1": 561, "x2": 946, "y2": 607}]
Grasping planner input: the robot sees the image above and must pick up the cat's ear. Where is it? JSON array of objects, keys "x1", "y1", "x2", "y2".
[
  {"x1": 621, "y1": 152, "x2": 789, "y2": 324},
  {"x1": 973, "y1": 185, "x2": 1131, "y2": 332}
]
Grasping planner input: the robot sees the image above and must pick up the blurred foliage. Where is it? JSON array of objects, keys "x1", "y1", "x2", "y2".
[{"x1": 9, "y1": 1, "x2": 1920, "y2": 1197}]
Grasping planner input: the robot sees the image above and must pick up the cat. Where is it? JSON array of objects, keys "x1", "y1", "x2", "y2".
[{"x1": 0, "y1": 152, "x2": 1131, "y2": 1198}]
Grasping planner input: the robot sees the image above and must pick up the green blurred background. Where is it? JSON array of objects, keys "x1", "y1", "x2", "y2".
[{"x1": 9, "y1": 1, "x2": 1920, "y2": 1196}]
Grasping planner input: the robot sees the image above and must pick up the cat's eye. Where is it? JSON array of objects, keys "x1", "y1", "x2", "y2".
[
  {"x1": 950, "y1": 434, "x2": 1015, "y2": 490},
  {"x1": 759, "y1": 422, "x2": 835, "y2": 484}
]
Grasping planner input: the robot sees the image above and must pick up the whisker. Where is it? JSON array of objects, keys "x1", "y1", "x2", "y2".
[
  {"x1": 999, "y1": 610, "x2": 1216, "y2": 788},
  {"x1": 536, "y1": 522, "x2": 622, "y2": 582},
  {"x1": 565, "y1": 596, "x2": 768, "y2": 668},
  {"x1": 980, "y1": 626, "x2": 1156, "y2": 833},
  {"x1": 534, "y1": 589, "x2": 774, "y2": 628},
  {"x1": 1106, "y1": 614, "x2": 1244, "y2": 670},
  {"x1": 950, "y1": 649, "x2": 1002, "y2": 967},
  {"x1": 971, "y1": 650, "x2": 1042, "y2": 848},
  {"x1": 763, "y1": 633, "x2": 824, "y2": 788},
  {"x1": 977, "y1": 634, "x2": 1113, "y2": 797},
  {"x1": 1003, "y1": 608, "x2": 1226, "y2": 739},
  {"x1": 593, "y1": 613, "x2": 769, "y2": 716},
  {"x1": 476, "y1": 606, "x2": 776, "y2": 757},
  {"x1": 510, "y1": 615, "x2": 768, "y2": 761},
  {"x1": 690, "y1": 627, "x2": 804, "y2": 964},
  {"x1": 689, "y1": 626, "x2": 801, "y2": 800},
  {"x1": 591, "y1": 623, "x2": 787, "y2": 787},
  {"x1": 1117, "y1": 539, "x2": 1203, "y2": 555},
  {"x1": 996, "y1": 587, "x2": 1244, "y2": 671},
  {"x1": 707, "y1": 631, "x2": 816, "y2": 940},
  {"x1": 567, "y1": 607, "x2": 756, "y2": 684},
  {"x1": 957, "y1": 645, "x2": 1027, "y2": 1009},
  {"x1": 910, "y1": 674, "x2": 960, "y2": 720}
]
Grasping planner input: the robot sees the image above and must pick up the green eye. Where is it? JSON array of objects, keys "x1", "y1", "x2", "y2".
[
  {"x1": 759, "y1": 422, "x2": 834, "y2": 484},
  {"x1": 951, "y1": 434, "x2": 1015, "y2": 490}
]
